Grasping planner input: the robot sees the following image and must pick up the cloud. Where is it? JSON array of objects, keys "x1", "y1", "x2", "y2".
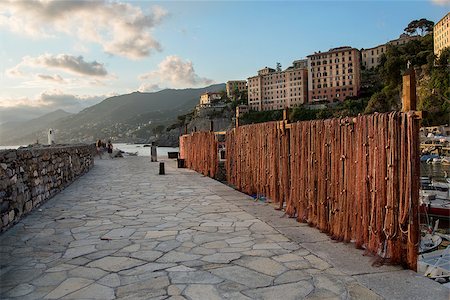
[
  {"x1": 138, "y1": 55, "x2": 214, "y2": 91},
  {"x1": 0, "y1": 90, "x2": 113, "y2": 123},
  {"x1": 36, "y1": 74, "x2": 66, "y2": 83},
  {"x1": 430, "y1": 0, "x2": 450, "y2": 6},
  {"x1": 0, "y1": 1, "x2": 167, "y2": 59},
  {"x1": 8, "y1": 54, "x2": 108, "y2": 77}
]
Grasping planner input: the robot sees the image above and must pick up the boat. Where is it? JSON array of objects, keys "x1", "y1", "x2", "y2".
[
  {"x1": 420, "y1": 192, "x2": 450, "y2": 219},
  {"x1": 418, "y1": 246, "x2": 450, "y2": 280},
  {"x1": 419, "y1": 233, "x2": 443, "y2": 254},
  {"x1": 420, "y1": 176, "x2": 432, "y2": 186},
  {"x1": 441, "y1": 157, "x2": 450, "y2": 165},
  {"x1": 117, "y1": 149, "x2": 138, "y2": 156},
  {"x1": 432, "y1": 157, "x2": 442, "y2": 164},
  {"x1": 421, "y1": 154, "x2": 439, "y2": 162}
]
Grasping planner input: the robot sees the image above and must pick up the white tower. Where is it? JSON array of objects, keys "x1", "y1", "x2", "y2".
[{"x1": 48, "y1": 129, "x2": 55, "y2": 145}]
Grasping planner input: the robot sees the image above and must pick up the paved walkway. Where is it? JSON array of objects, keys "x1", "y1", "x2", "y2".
[{"x1": 0, "y1": 157, "x2": 448, "y2": 299}]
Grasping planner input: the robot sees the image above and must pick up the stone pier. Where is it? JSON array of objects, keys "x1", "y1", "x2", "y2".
[{"x1": 0, "y1": 157, "x2": 447, "y2": 299}]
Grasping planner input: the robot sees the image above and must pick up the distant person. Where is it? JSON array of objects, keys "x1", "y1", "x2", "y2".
[
  {"x1": 96, "y1": 139, "x2": 103, "y2": 159},
  {"x1": 107, "y1": 140, "x2": 113, "y2": 158}
]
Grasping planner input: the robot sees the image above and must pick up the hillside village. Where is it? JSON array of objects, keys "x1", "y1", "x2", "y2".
[{"x1": 166, "y1": 15, "x2": 448, "y2": 142}]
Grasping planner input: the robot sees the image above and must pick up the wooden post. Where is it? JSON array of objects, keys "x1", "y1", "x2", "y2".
[
  {"x1": 402, "y1": 67, "x2": 416, "y2": 112},
  {"x1": 150, "y1": 142, "x2": 157, "y2": 162},
  {"x1": 210, "y1": 120, "x2": 214, "y2": 132}
]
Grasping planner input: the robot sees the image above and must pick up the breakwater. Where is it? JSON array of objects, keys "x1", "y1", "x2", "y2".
[
  {"x1": 0, "y1": 145, "x2": 94, "y2": 232},
  {"x1": 180, "y1": 112, "x2": 420, "y2": 270}
]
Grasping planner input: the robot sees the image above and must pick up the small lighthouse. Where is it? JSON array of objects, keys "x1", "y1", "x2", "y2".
[{"x1": 48, "y1": 129, "x2": 55, "y2": 145}]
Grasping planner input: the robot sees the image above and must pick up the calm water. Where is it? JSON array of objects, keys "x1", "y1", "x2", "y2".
[
  {"x1": 113, "y1": 144, "x2": 179, "y2": 159},
  {"x1": 0, "y1": 144, "x2": 179, "y2": 159}
]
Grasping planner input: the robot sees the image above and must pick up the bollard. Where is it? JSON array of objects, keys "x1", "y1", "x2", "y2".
[
  {"x1": 159, "y1": 162, "x2": 165, "y2": 175},
  {"x1": 151, "y1": 142, "x2": 157, "y2": 162}
]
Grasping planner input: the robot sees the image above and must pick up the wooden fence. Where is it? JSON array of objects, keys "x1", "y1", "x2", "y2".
[
  {"x1": 180, "y1": 131, "x2": 218, "y2": 178},
  {"x1": 181, "y1": 112, "x2": 420, "y2": 269}
]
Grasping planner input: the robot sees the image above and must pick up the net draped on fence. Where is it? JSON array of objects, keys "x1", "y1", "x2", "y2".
[
  {"x1": 181, "y1": 112, "x2": 420, "y2": 269},
  {"x1": 180, "y1": 131, "x2": 218, "y2": 178}
]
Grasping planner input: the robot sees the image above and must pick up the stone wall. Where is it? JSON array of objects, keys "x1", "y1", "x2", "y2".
[{"x1": 0, "y1": 144, "x2": 94, "y2": 232}]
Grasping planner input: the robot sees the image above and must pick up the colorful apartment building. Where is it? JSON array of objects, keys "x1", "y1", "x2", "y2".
[
  {"x1": 307, "y1": 47, "x2": 361, "y2": 102},
  {"x1": 434, "y1": 12, "x2": 450, "y2": 58},
  {"x1": 248, "y1": 60, "x2": 308, "y2": 111}
]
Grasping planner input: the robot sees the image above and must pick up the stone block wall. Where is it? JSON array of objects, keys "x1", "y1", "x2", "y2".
[{"x1": 0, "y1": 145, "x2": 94, "y2": 232}]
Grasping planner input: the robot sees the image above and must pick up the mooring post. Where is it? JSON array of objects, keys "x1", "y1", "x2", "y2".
[
  {"x1": 150, "y1": 142, "x2": 157, "y2": 162},
  {"x1": 402, "y1": 64, "x2": 416, "y2": 112},
  {"x1": 159, "y1": 162, "x2": 165, "y2": 175}
]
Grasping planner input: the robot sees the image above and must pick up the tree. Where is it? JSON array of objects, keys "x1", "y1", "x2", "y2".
[
  {"x1": 152, "y1": 125, "x2": 165, "y2": 136},
  {"x1": 364, "y1": 91, "x2": 390, "y2": 114},
  {"x1": 232, "y1": 84, "x2": 240, "y2": 101},
  {"x1": 404, "y1": 18, "x2": 434, "y2": 36},
  {"x1": 276, "y1": 62, "x2": 282, "y2": 72}
]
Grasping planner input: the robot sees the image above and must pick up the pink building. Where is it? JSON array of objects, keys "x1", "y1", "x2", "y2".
[
  {"x1": 307, "y1": 47, "x2": 361, "y2": 103},
  {"x1": 248, "y1": 60, "x2": 308, "y2": 111}
]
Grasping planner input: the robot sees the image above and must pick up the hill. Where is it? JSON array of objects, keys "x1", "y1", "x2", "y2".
[
  {"x1": 0, "y1": 109, "x2": 72, "y2": 145},
  {"x1": 1, "y1": 84, "x2": 225, "y2": 145}
]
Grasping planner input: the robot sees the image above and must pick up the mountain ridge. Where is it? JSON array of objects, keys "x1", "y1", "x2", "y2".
[{"x1": 1, "y1": 83, "x2": 225, "y2": 145}]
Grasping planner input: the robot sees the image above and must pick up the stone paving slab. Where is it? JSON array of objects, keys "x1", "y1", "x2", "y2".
[{"x1": 0, "y1": 157, "x2": 448, "y2": 299}]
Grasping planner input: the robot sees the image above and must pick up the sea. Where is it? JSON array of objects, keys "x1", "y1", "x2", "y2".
[
  {"x1": 113, "y1": 144, "x2": 179, "y2": 158},
  {"x1": 0, "y1": 144, "x2": 179, "y2": 160}
]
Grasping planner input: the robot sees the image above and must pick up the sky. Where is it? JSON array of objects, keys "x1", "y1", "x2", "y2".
[{"x1": 0, "y1": 0, "x2": 449, "y2": 124}]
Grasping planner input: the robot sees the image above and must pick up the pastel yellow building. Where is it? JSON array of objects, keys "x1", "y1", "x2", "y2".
[
  {"x1": 361, "y1": 34, "x2": 420, "y2": 69},
  {"x1": 199, "y1": 92, "x2": 222, "y2": 106},
  {"x1": 434, "y1": 12, "x2": 450, "y2": 58}
]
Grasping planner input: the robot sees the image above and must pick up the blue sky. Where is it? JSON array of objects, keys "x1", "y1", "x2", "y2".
[{"x1": 0, "y1": 0, "x2": 448, "y2": 123}]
